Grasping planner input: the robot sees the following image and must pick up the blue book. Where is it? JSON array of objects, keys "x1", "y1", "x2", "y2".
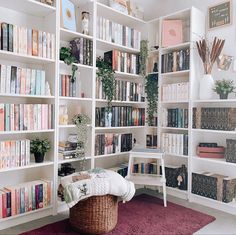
[
  {"x1": 20, "y1": 187, "x2": 25, "y2": 214},
  {"x1": 35, "y1": 70, "x2": 41, "y2": 95},
  {"x1": 40, "y1": 70, "x2": 45, "y2": 96},
  {"x1": 32, "y1": 185, "x2": 36, "y2": 210},
  {"x1": 5, "y1": 104, "x2": 10, "y2": 131}
]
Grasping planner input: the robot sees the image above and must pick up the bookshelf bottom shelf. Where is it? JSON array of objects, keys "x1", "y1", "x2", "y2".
[{"x1": 126, "y1": 175, "x2": 164, "y2": 186}]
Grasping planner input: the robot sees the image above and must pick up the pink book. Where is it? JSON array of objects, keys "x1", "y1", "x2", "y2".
[
  {"x1": 0, "y1": 191, "x2": 3, "y2": 218},
  {"x1": 0, "y1": 103, "x2": 4, "y2": 131},
  {"x1": 4, "y1": 186, "x2": 16, "y2": 216},
  {"x1": 162, "y1": 20, "x2": 183, "y2": 47},
  {"x1": 20, "y1": 68, "x2": 26, "y2": 94}
]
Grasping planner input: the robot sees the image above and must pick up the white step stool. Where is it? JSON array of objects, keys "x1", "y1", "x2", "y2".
[{"x1": 126, "y1": 148, "x2": 167, "y2": 207}]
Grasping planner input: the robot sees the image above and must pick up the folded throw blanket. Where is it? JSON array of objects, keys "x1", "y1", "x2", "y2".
[{"x1": 61, "y1": 168, "x2": 135, "y2": 208}]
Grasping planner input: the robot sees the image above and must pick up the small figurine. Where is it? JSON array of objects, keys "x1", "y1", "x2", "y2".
[
  {"x1": 45, "y1": 81, "x2": 51, "y2": 96},
  {"x1": 81, "y1": 12, "x2": 90, "y2": 35}
]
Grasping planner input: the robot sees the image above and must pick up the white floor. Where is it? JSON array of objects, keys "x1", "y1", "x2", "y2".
[{"x1": 1, "y1": 189, "x2": 236, "y2": 235}]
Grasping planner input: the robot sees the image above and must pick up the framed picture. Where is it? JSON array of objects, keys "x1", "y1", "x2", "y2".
[
  {"x1": 60, "y1": 0, "x2": 76, "y2": 32},
  {"x1": 208, "y1": 0, "x2": 232, "y2": 30}
]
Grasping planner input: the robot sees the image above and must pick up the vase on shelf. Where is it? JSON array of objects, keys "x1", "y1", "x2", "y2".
[
  {"x1": 199, "y1": 74, "x2": 214, "y2": 100},
  {"x1": 34, "y1": 153, "x2": 45, "y2": 163},
  {"x1": 219, "y1": 93, "x2": 228, "y2": 99}
]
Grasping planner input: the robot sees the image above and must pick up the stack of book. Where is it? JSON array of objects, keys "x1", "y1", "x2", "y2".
[
  {"x1": 162, "y1": 108, "x2": 188, "y2": 128},
  {"x1": 96, "y1": 16, "x2": 141, "y2": 50},
  {"x1": 0, "y1": 103, "x2": 53, "y2": 131},
  {"x1": 0, "y1": 179, "x2": 52, "y2": 218},
  {"x1": 108, "y1": 162, "x2": 129, "y2": 178},
  {"x1": 161, "y1": 133, "x2": 188, "y2": 155},
  {"x1": 0, "y1": 139, "x2": 30, "y2": 170},
  {"x1": 58, "y1": 141, "x2": 77, "y2": 160},
  {"x1": 0, "y1": 22, "x2": 55, "y2": 59},
  {"x1": 192, "y1": 172, "x2": 236, "y2": 203},
  {"x1": 69, "y1": 38, "x2": 93, "y2": 66},
  {"x1": 59, "y1": 74, "x2": 76, "y2": 97},
  {"x1": 0, "y1": 64, "x2": 48, "y2": 96},
  {"x1": 95, "y1": 106, "x2": 145, "y2": 127},
  {"x1": 104, "y1": 50, "x2": 139, "y2": 74},
  {"x1": 132, "y1": 161, "x2": 158, "y2": 174},
  {"x1": 192, "y1": 107, "x2": 236, "y2": 131},
  {"x1": 161, "y1": 48, "x2": 190, "y2": 73},
  {"x1": 146, "y1": 134, "x2": 157, "y2": 148},
  {"x1": 95, "y1": 133, "x2": 132, "y2": 156},
  {"x1": 161, "y1": 82, "x2": 189, "y2": 102},
  {"x1": 96, "y1": 78, "x2": 145, "y2": 102}
]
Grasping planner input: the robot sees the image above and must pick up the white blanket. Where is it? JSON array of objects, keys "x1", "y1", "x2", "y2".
[{"x1": 61, "y1": 169, "x2": 135, "y2": 208}]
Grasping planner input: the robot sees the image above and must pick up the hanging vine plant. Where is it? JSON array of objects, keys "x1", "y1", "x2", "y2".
[
  {"x1": 72, "y1": 113, "x2": 91, "y2": 170},
  {"x1": 145, "y1": 74, "x2": 158, "y2": 126},
  {"x1": 60, "y1": 47, "x2": 78, "y2": 83},
  {"x1": 139, "y1": 40, "x2": 149, "y2": 77},
  {"x1": 96, "y1": 57, "x2": 115, "y2": 111}
]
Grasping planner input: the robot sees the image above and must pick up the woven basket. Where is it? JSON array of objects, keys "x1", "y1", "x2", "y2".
[{"x1": 69, "y1": 195, "x2": 118, "y2": 235}]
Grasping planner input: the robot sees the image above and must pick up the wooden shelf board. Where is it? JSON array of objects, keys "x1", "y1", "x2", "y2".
[
  {"x1": 0, "y1": 161, "x2": 54, "y2": 173},
  {"x1": 0, "y1": 50, "x2": 55, "y2": 64},
  {"x1": 0, "y1": 0, "x2": 56, "y2": 17}
]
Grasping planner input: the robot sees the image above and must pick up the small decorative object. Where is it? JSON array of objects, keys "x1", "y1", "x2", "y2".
[
  {"x1": 109, "y1": 0, "x2": 128, "y2": 14},
  {"x1": 196, "y1": 37, "x2": 225, "y2": 99},
  {"x1": 145, "y1": 74, "x2": 158, "y2": 126},
  {"x1": 59, "y1": 105, "x2": 68, "y2": 125},
  {"x1": 213, "y1": 79, "x2": 236, "y2": 99},
  {"x1": 81, "y1": 11, "x2": 90, "y2": 35},
  {"x1": 72, "y1": 114, "x2": 91, "y2": 170},
  {"x1": 153, "y1": 62, "x2": 158, "y2": 72},
  {"x1": 96, "y1": 57, "x2": 115, "y2": 111},
  {"x1": 30, "y1": 138, "x2": 50, "y2": 163},
  {"x1": 217, "y1": 54, "x2": 233, "y2": 71},
  {"x1": 139, "y1": 40, "x2": 148, "y2": 77},
  {"x1": 60, "y1": 46, "x2": 78, "y2": 83},
  {"x1": 208, "y1": 0, "x2": 232, "y2": 30},
  {"x1": 45, "y1": 81, "x2": 51, "y2": 96},
  {"x1": 60, "y1": 0, "x2": 76, "y2": 32},
  {"x1": 162, "y1": 20, "x2": 183, "y2": 47},
  {"x1": 177, "y1": 164, "x2": 188, "y2": 190},
  {"x1": 58, "y1": 163, "x2": 76, "y2": 177}
]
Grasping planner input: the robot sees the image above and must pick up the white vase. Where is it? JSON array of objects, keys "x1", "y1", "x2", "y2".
[{"x1": 199, "y1": 74, "x2": 214, "y2": 100}]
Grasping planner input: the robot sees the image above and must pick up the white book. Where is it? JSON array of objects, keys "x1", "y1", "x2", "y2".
[
  {"x1": 40, "y1": 70, "x2": 45, "y2": 96},
  {"x1": 23, "y1": 27, "x2": 27, "y2": 54},
  {"x1": 15, "y1": 140, "x2": 20, "y2": 167},
  {"x1": 10, "y1": 141, "x2": 16, "y2": 167},
  {"x1": 180, "y1": 134, "x2": 184, "y2": 155},
  {"x1": 38, "y1": 31, "x2": 43, "y2": 57},
  {"x1": 10, "y1": 104, "x2": 14, "y2": 131},
  {"x1": 105, "y1": 19, "x2": 109, "y2": 41},
  {"x1": 46, "y1": 32, "x2": 51, "y2": 59},
  {"x1": 19, "y1": 104, "x2": 24, "y2": 130},
  {"x1": 102, "y1": 18, "x2": 106, "y2": 40},
  {"x1": 96, "y1": 16, "x2": 100, "y2": 38},
  {"x1": 33, "y1": 104, "x2": 38, "y2": 130},
  {"x1": 13, "y1": 25, "x2": 18, "y2": 53},
  {"x1": 26, "y1": 68, "x2": 31, "y2": 95},
  {"x1": 51, "y1": 34, "x2": 55, "y2": 60},
  {"x1": 6, "y1": 65, "x2": 11, "y2": 94},
  {"x1": 37, "y1": 104, "x2": 42, "y2": 130},
  {"x1": 20, "y1": 140, "x2": 26, "y2": 166},
  {"x1": 30, "y1": 69, "x2": 36, "y2": 95},
  {"x1": 0, "y1": 64, "x2": 6, "y2": 93},
  {"x1": 25, "y1": 139, "x2": 30, "y2": 165},
  {"x1": 42, "y1": 32, "x2": 47, "y2": 58}
]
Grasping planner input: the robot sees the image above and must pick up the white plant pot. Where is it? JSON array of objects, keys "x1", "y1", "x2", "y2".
[{"x1": 199, "y1": 74, "x2": 214, "y2": 100}]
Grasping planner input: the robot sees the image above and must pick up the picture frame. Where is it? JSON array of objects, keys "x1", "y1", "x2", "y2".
[
  {"x1": 208, "y1": 0, "x2": 232, "y2": 30},
  {"x1": 60, "y1": 0, "x2": 76, "y2": 32}
]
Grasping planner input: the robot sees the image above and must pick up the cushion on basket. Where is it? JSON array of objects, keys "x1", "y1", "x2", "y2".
[{"x1": 61, "y1": 168, "x2": 135, "y2": 208}]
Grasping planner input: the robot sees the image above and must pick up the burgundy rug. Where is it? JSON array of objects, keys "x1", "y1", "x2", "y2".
[{"x1": 21, "y1": 194, "x2": 215, "y2": 235}]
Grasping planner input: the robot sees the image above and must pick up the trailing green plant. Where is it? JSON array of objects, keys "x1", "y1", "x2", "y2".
[
  {"x1": 139, "y1": 40, "x2": 149, "y2": 77},
  {"x1": 96, "y1": 57, "x2": 115, "y2": 111},
  {"x1": 60, "y1": 47, "x2": 78, "y2": 83},
  {"x1": 30, "y1": 139, "x2": 50, "y2": 155},
  {"x1": 213, "y1": 79, "x2": 236, "y2": 99},
  {"x1": 72, "y1": 114, "x2": 91, "y2": 170},
  {"x1": 145, "y1": 74, "x2": 158, "y2": 126}
]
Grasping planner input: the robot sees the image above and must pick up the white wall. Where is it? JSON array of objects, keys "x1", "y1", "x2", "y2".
[{"x1": 144, "y1": 0, "x2": 236, "y2": 97}]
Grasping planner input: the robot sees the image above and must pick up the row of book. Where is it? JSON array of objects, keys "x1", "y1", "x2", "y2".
[
  {"x1": 161, "y1": 133, "x2": 188, "y2": 156},
  {"x1": 0, "y1": 23, "x2": 55, "y2": 59},
  {"x1": 95, "y1": 133, "x2": 132, "y2": 156},
  {"x1": 95, "y1": 107, "x2": 145, "y2": 127},
  {"x1": 162, "y1": 108, "x2": 188, "y2": 128},
  {"x1": 161, "y1": 82, "x2": 189, "y2": 102},
  {"x1": 192, "y1": 172, "x2": 236, "y2": 203},
  {"x1": 59, "y1": 74, "x2": 76, "y2": 97},
  {"x1": 104, "y1": 50, "x2": 139, "y2": 75},
  {"x1": 132, "y1": 161, "x2": 158, "y2": 174},
  {"x1": 0, "y1": 104, "x2": 53, "y2": 131},
  {"x1": 58, "y1": 140, "x2": 77, "y2": 160},
  {"x1": 0, "y1": 64, "x2": 48, "y2": 96},
  {"x1": 146, "y1": 134, "x2": 157, "y2": 148},
  {"x1": 96, "y1": 78, "x2": 145, "y2": 102},
  {"x1": 69, "y1": 38, "x2": 93, "y2": 66},
  {"x1": 0, "y1": 180, "x2": 52, "y2": 218},
  {"x1": 96, "y1": 16, "x2": 141, "y2": 50},
  {"x1": 192, "y1": 107, "x2": 236, "y2": 131},
  {"x1": 161, "y1": 48, "x2": 190, "y2": 73},
  {"x1": 108, "y1": 162, "x2": 128, "y2": 178},
  {"x1": 0, "y1": 139, "x2": 30, "y2": 170}
]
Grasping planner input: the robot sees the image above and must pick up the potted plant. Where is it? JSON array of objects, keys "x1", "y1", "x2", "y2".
[
  {"x1": 96, "y1": 57, "x2": 115, "y2": 111},
  {"x1": 145, "y1": 74, "x2": 158, "y2": 126},
  {"x1": 30, "y1": 139, "x2": 50, "y2": 163},
  {"x1": 213, "y1": 79, "x2": 236, "y2": 99},
  {"x1": 196, "y1": 37, "x2": 225, "y2": 100}
]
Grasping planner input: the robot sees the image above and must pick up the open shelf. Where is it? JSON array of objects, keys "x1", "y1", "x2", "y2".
[
  {"x1": 192, "y1": 156, "x2": 236, "y2": 167},
  {"x1": 165, "y1": 153, "x2": 189, "y2": 158},
  {"x1": 59, "y1": 97, "x2": 93, "y2": 101},
  {"x1": 0, "y1": 129, "x2": 55, "y2": 135},
  {"x1": 161, "y1": 70, "x2": 190, "y2": 77},
  {"x1": 59, "y1": 61, "x2": 93, "y2": 70},
  {"x1": 95, "y1": 126, "x2": 145, "y2": 131},
  {"x1": 95, "y1": 99, "x2": 145, "y2": 106},
  {"x1": 0, "y1": 94, "x2": 55, "y2": 99},
  {"x1": 161, "y1": 42, "x2": 191, "y2": 53},
  {"x1": 60, "y1": 28, "x2": 93, "y2": 42},
  {"x1": 192, "y1": 129, "x2": 236, "y2": 135},
  {"x1": 160, "y1": 127, "x2": 188, "y2": 131},
  {"x1": 58, "y1": 156, "x2": 91, "y2": 164},
  {"x1": 94, "y1": 152, "x2": 129, "y2": 159}
]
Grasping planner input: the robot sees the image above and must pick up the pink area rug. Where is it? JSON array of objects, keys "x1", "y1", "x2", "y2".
[{"x1": 21, "y1": 194, "x2": 215, "y2": 235}]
